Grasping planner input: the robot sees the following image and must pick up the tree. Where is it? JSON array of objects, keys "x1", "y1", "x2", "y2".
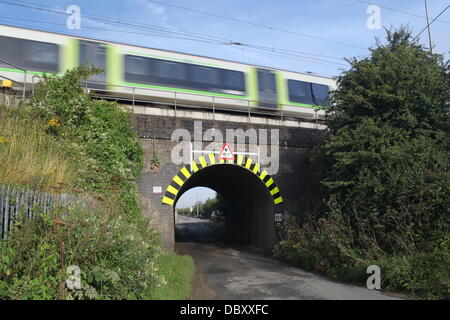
[
  {"x1": 276, "y1": 27, "x2": 449, "y2": 299},
  {"x1": 310, "y1": 27, "x2": 449, "y2": 253}
]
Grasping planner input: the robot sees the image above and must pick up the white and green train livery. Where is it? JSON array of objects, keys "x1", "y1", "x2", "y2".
[{"x1": 0, "y1": 24, "x2": 336, "y2": 119}]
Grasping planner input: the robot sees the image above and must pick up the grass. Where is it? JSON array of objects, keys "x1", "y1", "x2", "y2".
[
  {"x1": 150, "y1": 253, "x2": 195, "y2": 300},
  {"x1": 0, "y1": 97, "x2": 76, "y2": 191}
]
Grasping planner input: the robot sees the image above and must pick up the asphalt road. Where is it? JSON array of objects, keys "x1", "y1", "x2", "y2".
[{"x1": 175, "y1": 215, "x2": 402, "y2": 300}]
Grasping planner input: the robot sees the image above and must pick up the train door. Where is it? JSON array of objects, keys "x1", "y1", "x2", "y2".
[
  {"x1": 257, "y1": 68, "x2": 278, "y2": 109},
  {"x1": 79, "y1": 40, "x2": 106, "y2": 89}
]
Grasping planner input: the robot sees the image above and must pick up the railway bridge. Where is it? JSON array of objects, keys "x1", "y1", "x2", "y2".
[
  {"x1": 0, "y1": 24, "x2": 332, "y2": 252},
  {"x1": 132, "y1": 105, "x2": 325, "y2": 252},
  {"x1": 1, "y1": 75, "x2": 326, "y2": 253}
]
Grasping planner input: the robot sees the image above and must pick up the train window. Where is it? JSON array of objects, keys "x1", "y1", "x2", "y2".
[
  {"x1": 79, "y1": 41, "x2": 106, "y2": 70},
  {"x1": 258, "y1": 70, "x2": 276, "y2": 93},
  {"x1": 123, "y1": 54, "x2": 245, "y2": 96},
  {"x1": 287, "y1": 79, "x2": 314, "y2": 105},
  {"x1": 125, "y1": 55, "x2": 149, "y2": 75},
  {"x1": 0, "y1": 35, "x2": 59, "y2": 73},
  {"x1": 192, "y1": 66, "x2": 218, "y2": 85},
  {"x1": 79, "y1": 40, "x2": 106, "y2": 86},
  {"x1": 312, "y1": 83, "x2": 330, "y2": 106},
  {"x1": 0, "y1": 36, "x2": 21, "y2": 69},
  {"x1": 224, "y1": 70, "x2": 245, "y2": 92},
  {"x1": 23, "y1": 41, "x2": 58, "y2": 64},
  {"x1": 153, "y1": 60, "x2": 186, "y2": 81},
  {"x1": 124, "y1": 55, "x2": 153, "y2": 84}
]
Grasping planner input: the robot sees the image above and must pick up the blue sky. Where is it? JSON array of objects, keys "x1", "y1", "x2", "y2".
[
  {"x1": 1, "y1": 0, "x2": 448, "y2": 206},
  {"x1": 176, "y1": 187, "x2": 216, "y2": 209},
  {"x1": 0, "y1": 0, "x2": 448, "y2": 78}
]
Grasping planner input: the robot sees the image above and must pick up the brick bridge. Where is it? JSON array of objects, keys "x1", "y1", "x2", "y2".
[{"x1": 132, "y1": 106, "x2": 324, "y2": 252}]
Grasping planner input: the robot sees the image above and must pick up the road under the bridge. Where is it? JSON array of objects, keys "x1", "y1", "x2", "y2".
[
  {"x1": 175, "y1": 216, "x2": 403, "y2": 300},
  {"x1": 173, "y1": 163, "x2": 276, "y2": 252},
  {"x1": 172, "y1": 165, "x2": 404, "y2": 300}
]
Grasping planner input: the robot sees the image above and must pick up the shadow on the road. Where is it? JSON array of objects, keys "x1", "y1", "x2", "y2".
[
  {"x1": 176, "y1": 238, "x2": 288, "y2": 268},
  {"x1": 175, "y1": 220, "x2": 227, "y2": 243},
  {"x1": 175, "y1": 216, "x2": 283, "y2": 265},
  {"x1": 175, "y1": 221, "x2": 281, "y2": 267},
  {"x1": 174, "y1": 218, "x2": 407, "y2": 300}
]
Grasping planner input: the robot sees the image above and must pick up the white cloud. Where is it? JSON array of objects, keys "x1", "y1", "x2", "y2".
[{"x1": 131, "y1": 0, "x2": 169, "y2": 26}]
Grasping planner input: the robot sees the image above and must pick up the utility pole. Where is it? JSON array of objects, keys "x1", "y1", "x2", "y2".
[
  {"x1": 196, "y1": 193, "x2": 199, "y2": 217},
  {"x1": 424, "y1": 0, "x2": 433, "y2": 54}
]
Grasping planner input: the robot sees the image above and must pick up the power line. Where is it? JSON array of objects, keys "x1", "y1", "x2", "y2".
[
  {"x1": 412, "y1": 4, "x2": 450, "y2": 43},
  {"x1": 0, "y1": 0, "x2": 349, "y2": 68},
  {"x1": 0, "y1": 0, "x2": 231, "y2": 44},
  {"x1": 231, "y1": 43, "x2": 348, "y2": 67},
  {"x1": 0, "y1": 0, "x2": 348, "y2": 62},
  {"x1": 0, "y1": 16, "x2": 237, "y2": 45},
  {"x1": 235, "y1": 45, "x2": 346, "y2": 74},
  {"x1": 0, "y1": 16, "x2": 347, "y2": 71},
  {"x1": 233, "y1": 43, "x2": 345, "y2": 61},
  {"x1": 142, "y1": 0, "x2": 368, "y2": 50},
  {"x1": 424, "y1": 0, "x2": 433, "y2": 54},
  {"x1": 354, "y1": 0, "x2": 450, "y2": 25}
]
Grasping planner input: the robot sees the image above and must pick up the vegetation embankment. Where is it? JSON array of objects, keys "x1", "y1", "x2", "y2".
[
  {"x1": 0, "y1": 66, "x2": 194, "y2": 299},
  {"x1": 274, "y1": 28, "x2": 449, "y2": 299}
]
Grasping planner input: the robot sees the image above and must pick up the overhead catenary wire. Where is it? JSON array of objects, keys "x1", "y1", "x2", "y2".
[
  {"x1": 141, "y1": 0, "x2": 368, "y2": 50},
  {"x1": 353, "y1": 0, "x2": 450, "y2": 25},
  {"x1": 0, "y1": 16, "x2": 348, "y2": 72},
  {"x1": 0, "y1": 0, "x2": 350, "y2": 69},
  {"x1": 229, "y1": 43, "x2": 348, "y2": 67},
  {"x1": 0, "y1": 0, "x2": 231, "y2": 44},
  {"x1": 0, "y1": 0, "x2": 349, "y2": 60},
  {"x1": 0, "y1": 16, "x2": 236, "y2": 45},
  {"x1": 412, "y1": 4, "x2": 450, "y2": 42},
  {"x1": 232, "y1": 45, "x2": 339, "y2": 78}
]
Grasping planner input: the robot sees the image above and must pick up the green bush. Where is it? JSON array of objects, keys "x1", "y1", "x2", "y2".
[
  {"x1": 29, "y1": 66, "x2": 143, "y2": 215},
  {"x1": 275, "y1": 28, "x2": 449, "y2": 299},
  {"x1": 378, "y1": 250, "x2": 450, "y2": 300},
  {"x1": 0, "y1": 206, "x2": 165, "y2": 300}
]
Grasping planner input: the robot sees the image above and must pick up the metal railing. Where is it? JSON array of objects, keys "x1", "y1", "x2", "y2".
[
  {"x1": 85, "y1": 81, "x2": 323, "y2": 124},
  {"x1": 1, "y1": 59, "x2": 325, "y2": 125},
  {"x1": 0, "y1": 184, "x2": 86, "y2": 240},
  {"x1": 29, "y1": 75, "x2": 324, "y2": 125},
  {"x1": 0, "y1": 58, "x2": 27, "y2": 99}
]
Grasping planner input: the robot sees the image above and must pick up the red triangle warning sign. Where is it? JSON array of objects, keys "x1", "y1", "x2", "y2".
[{"x1": 219, "y1": 143, "x2": 235, "y2": 160}]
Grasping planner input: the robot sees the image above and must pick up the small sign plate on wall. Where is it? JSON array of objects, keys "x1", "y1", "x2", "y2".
[
  {"x1": 274, "y1": 213, "x2": 283, "y2": 222},
  {"x1": 153, "y1": 186, "x2": 162, "y2": 194}
]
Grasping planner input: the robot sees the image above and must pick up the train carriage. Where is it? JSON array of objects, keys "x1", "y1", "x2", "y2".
[{"x1": 0, "y1": 24, "x2": 336, "y2": 119}]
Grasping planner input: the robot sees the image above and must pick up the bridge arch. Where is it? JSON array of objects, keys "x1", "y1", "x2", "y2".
[
  {"x1": 162, "y1": 153, "x2": 284, "y2": 250},
  {"x1": 162, "y1": 154, "x2": 283, "y2": 207}
]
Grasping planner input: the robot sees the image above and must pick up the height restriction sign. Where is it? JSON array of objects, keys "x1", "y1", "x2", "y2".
[{"x1": 219, "y1": 143, "x2": 235, "y2": 160}]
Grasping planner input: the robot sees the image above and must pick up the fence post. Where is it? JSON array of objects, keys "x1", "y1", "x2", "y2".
[
  {"x1": 174, "y1": 92, "x2": 177, "y2": 117},
  {"x1": 22, "y1": 71, "x2": 26, "y2": 100},
  {"x1": 132, "y1": 87, "x2": 135, "y2": 113},
  {"x1": 0, "y1": 185, "x2": 4, "y2": 240},
  {"x1": 4, "y1": 185, "x2": 10, "y2": 239},
  {"x1": 0, "y1": 184, "x2": 87, "y2": 239}
]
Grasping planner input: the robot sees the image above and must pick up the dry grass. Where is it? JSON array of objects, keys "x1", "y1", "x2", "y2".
[{"x1": 0, "y1": 94, "x2": 75, "y2": 190}]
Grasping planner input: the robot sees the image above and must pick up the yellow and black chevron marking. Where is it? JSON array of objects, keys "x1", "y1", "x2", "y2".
[
  {"x1": 0, "y1": 80, "x2": 12, "y2": 88},
  {"x1": 162, "y1": 153, "x2": 283, "y2": 206}
]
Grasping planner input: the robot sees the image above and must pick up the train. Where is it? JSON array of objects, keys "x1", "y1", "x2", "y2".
[{"x1": 0, "y1": 24, "x2": 336, "y2": 119}]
